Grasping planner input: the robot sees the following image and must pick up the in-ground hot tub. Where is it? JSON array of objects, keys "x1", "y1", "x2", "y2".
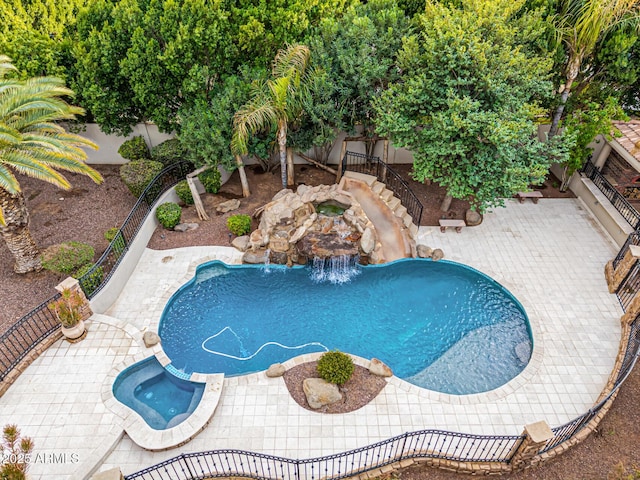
[{"x1": 112, "y1": 356, "x2": 204, "y2": 430}]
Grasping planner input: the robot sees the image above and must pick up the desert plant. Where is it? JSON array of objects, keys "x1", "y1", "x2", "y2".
[
  {"x1": 226, "y1": 214, "x2": 251, "y2": 236},
  {"x1": 74, "y1": 263, "x2": 104, "y2": 297},
  {"x1": 317, "y1": 350, "x2": 354, "y2": 385},
  {"x1": 198, "y1": 167, "x2": 222, "y2": 194},
  {"x1": 1, "y1": 424, "x2": 34, "y2": 480},
  {"x1": 104, "y1": 227, "x2": 125, "y2": 257},
  {"x1": 48, "y1": 288, "x2": 84, "y2": 328},
  {"x1": 41, "y1": 241, "x2": 95, "y2": 275},
  {"x1": 151, "y1": 138, "x2": 185, "y2": 167},
  {"x1": 118, "y1": 136, "x2": 150, "y2": 161},
  {"x1": 156, "y1": 202, "x2": 182, "y2": 229},
  {"x1": 120, "y1": 160, "x2": 163, "y2": 198},
  {"x1": 175, "y1": 180, "x2": 194, "y2": 205}
]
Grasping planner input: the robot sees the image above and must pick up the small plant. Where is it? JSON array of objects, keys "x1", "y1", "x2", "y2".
[
  {"x1": 198, "y1": 167, "x2": 221, "y2": 194},
  {"x1": 226, "y1": 214, "x2": 251, "y2": 236},
  {"x1": 104, "y1": 227, "x2": 125, "y2": 257},
  {"x1": 175, "y1": 180, "x2": 194, "y2": 205},
  {"x1": 118, "y1": 135, "x2": 150, "y2": 161},
  {"x1": 317, "y1": 350, "x2": 354, "y2": 385},
  {"x1": 1, "y1": 424, "x2": 34, "y2": 480},
  {"x1": 156, "y1": 202, "x2": 182, "y2": 229},
  {"x1": 151, "y1": 138, "x2": 185, "y2": 167},
  {"x1": 48, "y1": 288, "x2": 84, "y2": 328},
  {"x1": 74, "y1": 263, "x2": 104, "y2": 297},
  {"x1": 120, "y1": 160, "x2": 163, "y2": 198},
  {"x1": 41, "y1": 241, "x2": 95, "y2": 275}
]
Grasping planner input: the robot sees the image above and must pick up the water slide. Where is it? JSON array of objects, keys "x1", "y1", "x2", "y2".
[{"x1": 340, "y1": 176, "x2": 411, "y2": 262}]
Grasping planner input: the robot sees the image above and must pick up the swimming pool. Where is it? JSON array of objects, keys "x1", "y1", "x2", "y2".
[{"x1": 159, "y1": 259, "x2": 532, "y2": 395}]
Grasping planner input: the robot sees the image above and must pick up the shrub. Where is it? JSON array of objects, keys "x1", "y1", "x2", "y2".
[
  {"x1": 48, "y1": 288, "x2": 84, "y2": 327},
  {"x1": 74, "y1": 263, "x2": 104, "y2": 297},
  {"x1": 41, "y1": 241, "x2": 95, "y2": 275},
  {"x1": 151, "y1": 138, "x2": 185, "y2": 167},
  {"x1": 317, "y1": 350, "x2": 354, "y2": 385},
  {"x1": 120, "y1": 160, "x2": 163, "y2": 198},
  {"x1": 198, "y1": 167, "x2": 221, "y2": 194},
  {"x1": 226, "y1": 214, "x2": 251, "y2": 236},
  {"x1": 104, "y1": 227, "x2": 125, "y2": 257},
  {"x1": 156, "y1": 202, "x2": 182, "y2": 229},
  {"x1": 118, "y1": 136, "x2": 150, "y2": 161},
  {"x1": 1, "y1": 424, "x2": 34, "y2": 479},
  {"x1": 175, "y1": 180, "x2": 194, "y2": 205}
]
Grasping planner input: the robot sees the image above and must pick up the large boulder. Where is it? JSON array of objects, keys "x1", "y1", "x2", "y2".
[
  {"x1": 297, "y1": 232, "x2": 359, "y2": 259},
  {"x1": 303, "y1": 378, "x2": 342, "y2": 409},
  {"x1": 216, "y1": 199, "x2": 241, "y2": 213},
  {"x1": 416, "y1": 244, "x2": 433, "y2": 259},
  {"x1": 465, "y1": 209, "x2": 483, "y2": 226},
  {"x1": 369, "y1": 358, "x2": 393, "y2": 377},
  {"x1": 242, "y1": 250, "x2": 268, "y2": 264},
  {"x1": 266, "y1": 363, "x2": 286, "y2": 377},
  {"x1": 360, "y1": 227, "x2": 376, "y2": 254},
  {"x1": 231, "y1": 235, "x2": 249, "y2": 252}
]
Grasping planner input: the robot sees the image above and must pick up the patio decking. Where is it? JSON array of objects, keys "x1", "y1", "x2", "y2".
[{"x1": 0, "y1": 198, "x2": 623, "y2": 479}]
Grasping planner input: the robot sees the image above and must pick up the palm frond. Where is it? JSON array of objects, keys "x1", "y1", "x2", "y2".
[
  {"x1": 0, "y1": 164, "x2": 19, "y2": 194},
  {"x1": 0, "y1": 55, "x2": 17, "y2": 80},
  {"x1": 272, "y1": 44, "x2": 311, "y2": 79},
  {"x1": 231, "y1": 101, "x2": 278, "y2": 155},
  {"x1": 1, "y1": 150, "x2": 72, "y2": 189}
]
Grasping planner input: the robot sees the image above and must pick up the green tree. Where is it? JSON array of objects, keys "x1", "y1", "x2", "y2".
[
  {"x1": 548, "y1": 0, "x2": 640, "y2": 137},
  {"x1": 232, "y1": 44, "x2": 313, "y2": 189},
  {"x1": 0, "y1": 56, "x2": 102, "y2": 273},
  {"x1": 375, "y1": 0, "x2": 568, "y2": 211}
]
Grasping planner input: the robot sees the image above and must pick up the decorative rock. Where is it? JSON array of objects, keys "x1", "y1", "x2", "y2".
[
  {"x1": 416, "y1": 244, "x2": 433, "y2": 258},
  {"x1": 431, "y1": 248, "x2": 445, "y2": 261},
  {"x1": 272, "y1": 188, "x2": 293, "y2": 202},
  {"x1": 303, "y1": 378, "x2": 342, "y2": 409},
  {"x1": 242, "y1": 250, "x2": 268, "y2": 264},
  {"x1": 269, "y1": 236, "x2": 289, "y2": 253},
  {"x1": 465, "y1": 209, "x2": 483, "y2": 226},
  {"x1": 360, "y1": 227, "x2": 376, "y2": 254},
  {"x1": 216, "y1": 199, "x2": 241, "y2": 213},
  {"x1": 143, "y1": 331, "x2": 161, "y2": 348},
  {"x1": 269, "y1": 250, "x2": 288, "y2": 265},
  {"x1": 297, "y1": 232, "x2": 359, "y2": 259},
  {"x1": 231, "y1": 235, "x2": 249, "y2": 251},
  {"x1": 249, "y1": 229, "x2": 267, "y2": 249},
  {"x1": 369, "y1": 358, "x2": 393, "y2": 377},
  {"x1": 173, "y1": 222, "x2": 199, "y2": 232},
  {"x1": 266, "y1": 363, "x2": 286, "y2": 377}
]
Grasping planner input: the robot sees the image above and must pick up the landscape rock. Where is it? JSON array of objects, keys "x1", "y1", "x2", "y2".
[
  {"x1": 143, "y1": 331, "x2": 161, "y2": 348},
  {"x1": 360, "y1": 227, "x2": 375, "y2": 254},
  {"x1": 242, "y1": 250, "x2": 268, "y2": 264},
  {"x1": 297, "y1": 232, "x2": 359, "y2": 259},
  {"x1": 431, "y1": 248, "x2": 445, "y2": 261},
  {"x1": 216, "y1": 199, "x2": 241, "y2": 213},
  {"x1": 266, "y1": 363, "x2": 286, "y2": 377},
  {"x1": 369, "y1": 358, "x2": 393, "y2": 377},
  {"x1": 231, "y1": 235, "x2": 249, "y2": 251},
  {"x1": 465, "y1": 209, "x2": 483, "y2": 226},
  {"x1": 303, "y1": 378, "x2": 342, "y2": 409},
  {"x1": 173, "y1": 222, "x2": 199, "y2": 232},
  {"x1": 416, "y1": 244, "x2": 433, "y2": 258}
]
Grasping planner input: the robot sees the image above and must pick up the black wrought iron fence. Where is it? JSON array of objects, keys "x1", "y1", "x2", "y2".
[
  {"x1": 613, "y1": 232, "x2": 640, "y2": 269},
  {"x1": 582, "y1": 160, "x2": 640, "y2": 229},
  {"x1": 342, "y1": 151, "x2": 423, "y2": 225},
  {"x1": 124, "y1": 431, "x2": 523, "y2": 480},
  {"x1": 1, "y1": 161, "x2": 191, "y2": 384},
  {"x1": 0, "y1": 293, "x2": 61, "y2": 382},
  {"x1": 77, "y1": 161, "x2": 192, "y2": 298}
]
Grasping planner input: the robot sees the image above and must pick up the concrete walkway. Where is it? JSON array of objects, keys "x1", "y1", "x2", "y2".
[{"x1": 0, "y1": 198, "x2": 623, "y2": 479}]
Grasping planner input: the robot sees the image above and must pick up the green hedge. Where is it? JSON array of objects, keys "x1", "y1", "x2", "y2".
[
  {"x1": 317, "y1": 350, "x2": 354, "y2": 385},
  {"x1": 120, "y1": 160, "x2": 164, "y2": 198},
  {"x1": 156, "y1": 202, "x2": 182, "y2": 229},
  {"x1": 41, "y1": 241, "x2": 95, "y2": 275}
]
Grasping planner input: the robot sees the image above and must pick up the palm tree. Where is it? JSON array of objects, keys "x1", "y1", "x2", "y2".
[
  {"x1": 548, "y1": 0, "x2": 640, "y2": 138},
  {"x1": 232, "y1": 44, "x2": 311, "y2": 189},
  {"x1": 0, "y1": 56, "x2": 102, "y2": 273}
]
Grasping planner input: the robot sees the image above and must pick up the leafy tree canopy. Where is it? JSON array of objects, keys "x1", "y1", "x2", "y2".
[{"x1": 375, "y1": 0, "x2": 569, "y2": 210}]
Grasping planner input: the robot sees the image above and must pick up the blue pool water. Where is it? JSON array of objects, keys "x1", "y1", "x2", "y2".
[
  {"x1": 113, "y1": 357, "x2": 205, "y2": 429},
  {"x1": 159, "y1": 259, "x2": 532, "y2": 395}
]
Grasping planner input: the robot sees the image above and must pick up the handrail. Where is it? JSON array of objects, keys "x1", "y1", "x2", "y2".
[{"x1": 342, "y1": 151, "x2": 423, "y2": 225}]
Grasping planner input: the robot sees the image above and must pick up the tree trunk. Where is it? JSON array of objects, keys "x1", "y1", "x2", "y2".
[
  {"x1": 559, "y1": 165, "x2": 571, "y2": 192},
  {"x1": 278, "y1": 124, "x2": 287, "y2": 189},
  {"x1": 0, "y1": 189, "x2": 42, "y2": 273},
  {"x1": 549, "y1": 55, "x2": 581, "y2": 139},
  {"x1": 286, "y1": 147, "x2": 295, "y2": 187},
  {"x1": 235, "y1": 155, "x2": 251, "y2": 197},
  {"x1": 440, "y1": 193, "x2": 453, "y2": 212}
]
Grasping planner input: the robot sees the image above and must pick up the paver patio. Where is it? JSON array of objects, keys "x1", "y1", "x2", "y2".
[{"x1": 0, "y1": 198, "x2": 623, "y2": 479}]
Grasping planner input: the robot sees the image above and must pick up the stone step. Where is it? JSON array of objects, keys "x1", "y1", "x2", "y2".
[
  {"x1": 409, "y1": 223, "x2": 419, "y2": 238},
  {"x1": 394, "y1": 204, "x2": 407, "y2": 219},
  {"x1": 402, "y1": 213, "x2": 414, "y2": 228},
  {"x1": 344, "y1": 170, "x2": 377, "y2": 187},
  {"x1": 380, "y1": 189, "x2": 394, "y2": 202},
  {"x1": 371, "y1": 181, "x2": 385, "y2": 195},
  {"x1": 386, "y1": 196, "x2": 401, "y2": 211}
]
